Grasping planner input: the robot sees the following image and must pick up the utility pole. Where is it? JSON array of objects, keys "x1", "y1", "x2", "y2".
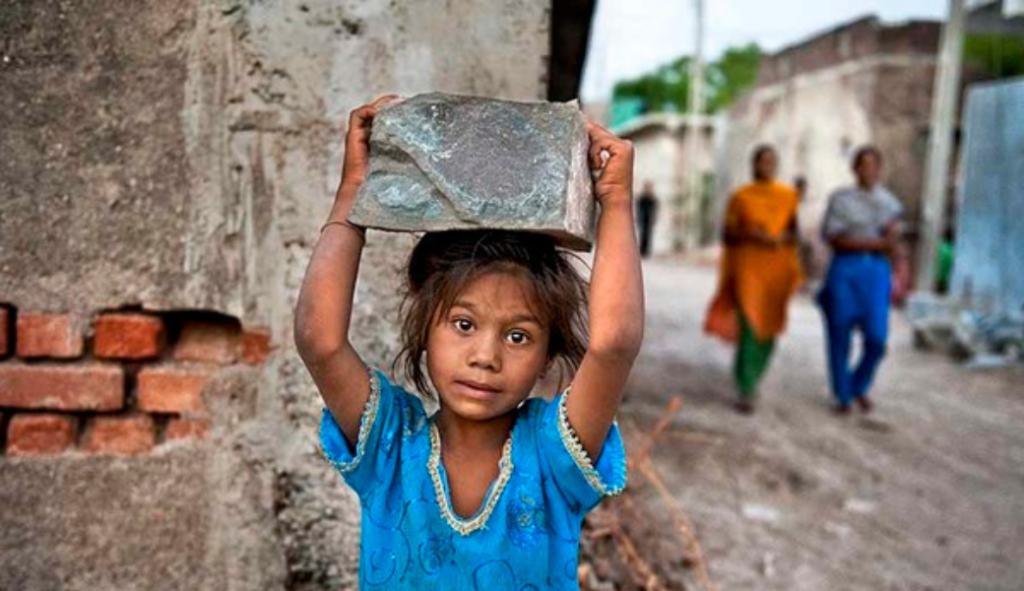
[
  {"x1": 684, "y1": 0, "x2": 706, "y2": 251},
  {"x1": 916, "y1": 0, "x2": 965, "y2": 293}
]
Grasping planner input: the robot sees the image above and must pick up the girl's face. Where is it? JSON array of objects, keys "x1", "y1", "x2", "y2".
[{"x1": 426, "y1": 270, "x2": 551, "y2": 423}]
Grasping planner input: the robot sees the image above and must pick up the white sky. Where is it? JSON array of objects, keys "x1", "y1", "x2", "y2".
[{"x1": 580, "y1": 0, "x2": 949, "y2": 102}]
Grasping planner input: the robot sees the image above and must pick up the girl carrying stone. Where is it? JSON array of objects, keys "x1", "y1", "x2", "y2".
[{"x1": 294, "y1": 95, "x2": 644, "y2": 590}]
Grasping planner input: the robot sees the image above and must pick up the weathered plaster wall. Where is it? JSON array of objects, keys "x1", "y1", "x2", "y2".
[
  {"x1": 624, "y1": 122, "x2": 716, "y2": 255},
  {"x1": 0, "y1": 1, "x2": 550, "y2": 589}
]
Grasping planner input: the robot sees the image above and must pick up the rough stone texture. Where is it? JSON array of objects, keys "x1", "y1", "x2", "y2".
[
  {"x1": 0, "y1": 0, "x2": 550, "y2": 589},
  {"x1": 0, "y1": 367, "x2": 286, "y2": 591},
  {"x1": 0, "y1": 0, "x2": 196, "y2": 316},
  {"x1": 0, "y1": 451, "x2": 215, "y2": 591},
  {"x1": 350, "y1": 93, "x2": 594, "y2": 250}
]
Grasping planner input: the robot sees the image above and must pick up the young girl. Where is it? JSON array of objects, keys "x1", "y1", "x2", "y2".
[{"x1": 294, "y1": 95, "x2": 644, "y2": 590}]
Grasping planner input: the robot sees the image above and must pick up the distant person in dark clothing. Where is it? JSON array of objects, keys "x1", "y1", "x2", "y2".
[
  {"x1": 793, "y1": 175, "x2": 817, "y2": 278},
  {"x1": 794, "y1": 176, "x2": 807, "y2": 201},
  {"x1": 637, "y1": 181, "x2": 658, "y2": 258}
]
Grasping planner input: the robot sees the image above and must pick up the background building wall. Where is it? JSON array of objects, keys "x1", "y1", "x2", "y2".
[
  {"x1": 716, "y1": 17, "x2": 939, "y2": 276},
  {"x1": 620, "y1": 115, "x2": 716, "y2": 255}
]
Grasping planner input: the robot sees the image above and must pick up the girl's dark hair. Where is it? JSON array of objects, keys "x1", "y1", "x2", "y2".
[
  {"x1": 852, "y1": 145, "x2": 883, "y2": 168},
  {"x1": 394, "y1": 230, "x2": 588, "y2": 397}
]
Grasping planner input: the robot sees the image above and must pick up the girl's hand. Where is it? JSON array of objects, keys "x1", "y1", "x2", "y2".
[
  {"x1": 586, "y1": 120, "x2": 634, "y2": 207},
  {"x1": 338, "y1": 95, "x2": 400, "y2": 195}
]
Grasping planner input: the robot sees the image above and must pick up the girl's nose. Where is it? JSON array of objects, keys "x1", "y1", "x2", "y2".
[{"x1": 468, "y1": 336, "x2": 502, "y2": 371}]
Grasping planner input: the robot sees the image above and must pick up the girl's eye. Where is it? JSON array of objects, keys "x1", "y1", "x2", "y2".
[
  {"x1": 506, "y1": 330, "x2": 531, "y2": 345},
  {"x1": 453, "y1": 319, "x2": 474, "y2": 333}
]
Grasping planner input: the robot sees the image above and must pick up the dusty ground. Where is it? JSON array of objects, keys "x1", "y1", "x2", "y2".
[{"x1": 615, "y1": 256, "x2": 1024, "y2": 591}]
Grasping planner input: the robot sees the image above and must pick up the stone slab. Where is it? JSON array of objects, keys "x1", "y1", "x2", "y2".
[{"x1": 349, "y1": 93, "x2": 594, "y2": 250}]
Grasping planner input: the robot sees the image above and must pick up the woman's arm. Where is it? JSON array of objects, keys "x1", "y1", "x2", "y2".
[
  {"x1": 727, "y1": 225, "x2": 792, "y2": 248},
  {"x1": 565, "y1": 121, "x2": 645, "y2": 460},
  {"x1": 722, "y1": 198, "x2": 787, "y2": 247},
  {"x1": 829, "y1": 220, "x2": 900, "y2": 254},
  {"x1": 294, "y1": 95, "x2": 397, "y2": 446},
  {"x1": 779, "y1": 210, "x2": 800, "y2": 246}
]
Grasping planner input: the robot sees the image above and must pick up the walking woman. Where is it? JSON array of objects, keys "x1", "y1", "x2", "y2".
[
  {"x1": 817, "y1": 146, "x2": 902, "y2": 414},
  {"x1": 705, "y1": 145, "x2": 803, "y2": 413}
]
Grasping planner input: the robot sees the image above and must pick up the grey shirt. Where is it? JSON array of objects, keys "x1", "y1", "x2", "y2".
[{"x1": 822, "y1": 185, "x2": 903, "y2": 240}]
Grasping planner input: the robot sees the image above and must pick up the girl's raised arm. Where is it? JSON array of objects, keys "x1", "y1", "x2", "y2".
[
  {"x1": 294, "y1": 95, "x2": 397, "y2": 446},
  {"x1": 565, "y1": 121, "x2": 645, "y2": 460}
]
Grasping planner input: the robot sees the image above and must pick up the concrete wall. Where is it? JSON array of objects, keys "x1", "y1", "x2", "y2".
[
  {"x1": 628, "y1": 127, "x2": 680, "y2": 256},
  {"x1": 0, "y1": 1, "x2": 550, "y2": 589},
  {"x1": 621, "y1": 116, "x2": 716, "y2": 255}
]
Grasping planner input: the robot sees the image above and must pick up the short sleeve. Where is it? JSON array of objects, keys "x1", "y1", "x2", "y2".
[
  {"x1": 319, "y1": 369, "x2": 413, "y2": 497},
  {"x1": 821, "y1": 191, "x2": 848, "y2": 239},
  {"x1": 536, "y1": 392, "x2": 628, "y2": 515},
  {"x1": 881, "y1": 189, "x2": 904, "y2": 227}
]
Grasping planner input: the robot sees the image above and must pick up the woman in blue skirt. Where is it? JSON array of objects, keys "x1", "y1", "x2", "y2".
[{"x1": 817, "y1": 146, "x2": 902, "y2": 414}]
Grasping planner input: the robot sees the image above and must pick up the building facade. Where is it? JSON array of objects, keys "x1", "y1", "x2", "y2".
[
  {"x1": 718, "y1": 17, "x2": 941, "y2": 276},
  {"x1": 616, "y1": 113, "x2": 718, "y2": 255}
]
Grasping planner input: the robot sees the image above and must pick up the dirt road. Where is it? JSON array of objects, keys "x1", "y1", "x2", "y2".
[{"x1": 618, "y1": 257, "x2": 1024, "y2": 591}]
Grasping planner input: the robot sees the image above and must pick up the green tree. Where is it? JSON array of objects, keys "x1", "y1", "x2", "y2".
[
  {"x1": 705, "y1": 44, "x2": 761, "y2": 113},
  {"x1": 964, "y1": 33, "x2": 1024, "y2": 79},
  {"x1": 611, "y1": 43, "x2": 761, "y2": 120}
]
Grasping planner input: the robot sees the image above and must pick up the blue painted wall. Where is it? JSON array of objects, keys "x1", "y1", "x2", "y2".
[{"x1": 951, "y1": 76, "x2": 1024, "y2": 318}]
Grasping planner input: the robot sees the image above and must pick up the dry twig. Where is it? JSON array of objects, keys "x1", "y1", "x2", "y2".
[{"x1": 580, "y1": 395, "x2": 722, "y2": 591}]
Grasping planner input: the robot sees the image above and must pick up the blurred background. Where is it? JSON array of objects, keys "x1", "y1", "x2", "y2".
[{"x1": 0, "y1": 1, "x2": 1021, "y2": 590}]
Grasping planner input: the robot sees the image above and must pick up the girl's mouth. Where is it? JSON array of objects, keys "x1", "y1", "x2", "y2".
[{"x1": 453, "y1": 379, "x2": 501, "y2": 399}]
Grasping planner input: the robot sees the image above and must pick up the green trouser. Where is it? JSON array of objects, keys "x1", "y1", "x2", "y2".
[{"x1": 734, "y1": 312, "x2": 776, "y2": 399}]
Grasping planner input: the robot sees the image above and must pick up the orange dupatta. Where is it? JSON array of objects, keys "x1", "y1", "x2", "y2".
[{"x1": 704, "y1": 182, "x2": 803, "y2": 342}]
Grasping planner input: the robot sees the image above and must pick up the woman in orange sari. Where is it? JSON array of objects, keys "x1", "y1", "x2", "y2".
[{"x1": 704, "y1": 145, "x2": 802, "y2": 413}]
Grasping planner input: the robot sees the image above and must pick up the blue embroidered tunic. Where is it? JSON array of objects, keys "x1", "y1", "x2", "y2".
[{"x1": 319, "y1": 369, "x2": 628, "y2": 590}]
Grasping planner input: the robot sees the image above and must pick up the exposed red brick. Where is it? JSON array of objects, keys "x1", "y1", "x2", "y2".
[
  {"x1": 94, "y1": 313, "x2": 165, "y2": 359},
  {"x1": 164, "y1": 417, "x2": 210, "y2": 442},
  {"x1": 137, "y1": 366, "x2": 211, "y2": 414},
  {"x1": 242, "y1": 328, "x2": 272, "y2": 365},
  {"x1": 0, "y1": 364, "x2": 124, "y2": 411},
  {"x1": 82, "y1": 414, "x2": 155, "y2": 455},
  {"x1": 0, "y1": 308, "x2": 10, "y2": 357},
  {"x1": 16, "y1": 313, "x2": 83, "y2": 358},
  {"x1": 173, "y1": 321, "x2": 240, "y2": 364},
  {"x1": 7, "y1": 414, "x2": 76, "y2": 457}
]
